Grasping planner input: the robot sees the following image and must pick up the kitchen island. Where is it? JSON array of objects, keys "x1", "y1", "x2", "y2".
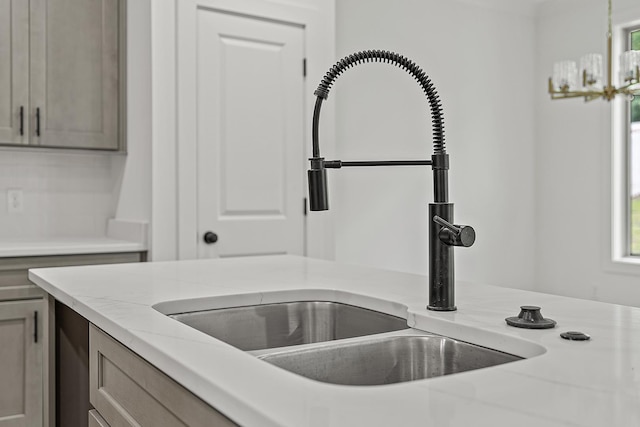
[{"x1": 29, "y1": 255, "x2": 640, "y2": 426}]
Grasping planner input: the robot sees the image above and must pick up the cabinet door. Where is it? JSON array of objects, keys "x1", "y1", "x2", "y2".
[
  {"x1": 30, "y1": 0, "x2": 121, "y2": 150},
  {"x1": 0, "y1": 299, "x2": 42, "y2": 427},
  {"x1": 88, "y1": 410, "x2": 110, "y2": 427},
  {"x1": 0, "y1": 0, "x2": 29, "y2": 145},
  {"x1": 90, "y1": 325, "x2": 237, "y2": 426}
]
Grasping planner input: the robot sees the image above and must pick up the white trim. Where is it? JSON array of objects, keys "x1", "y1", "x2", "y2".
[
  {"x1": 107, "y1": 219, "x2": 149, "y2": 248},
  {"x1": 175, "y1": 0, "x2": 335, "y2": 260},
  {"x1": 176, "y1": 0, "x2": 197, "y2": 260},
  {"x1": 150, "y1": 0, "x2": 178, "y2": 261},
  {"x1": 607, "y1": 11, "x2": 640, "y2": 275}
]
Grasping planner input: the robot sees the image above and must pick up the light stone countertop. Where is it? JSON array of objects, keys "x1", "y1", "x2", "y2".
[
  {"x1": 0, "y1": 237, "x2": 146, "y2": 257},
  {"x1": 28, "y1": 255, "x2": 640, "y2": 427}
]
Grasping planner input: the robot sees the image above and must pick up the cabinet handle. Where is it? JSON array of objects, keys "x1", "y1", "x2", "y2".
[
  {"x1": 19, "y1": 106, "x2": 24, "y2": 136},
  {"x1": 34, "y1": 311, "x2": 38, "y2": 343},
  {"x1": 35, "y1": 108, "x2": 41, "y2": 137}
]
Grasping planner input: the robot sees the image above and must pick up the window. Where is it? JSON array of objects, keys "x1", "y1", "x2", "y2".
[{"x1": 629, "y1": 28, "x2": 640, "y2": 254}]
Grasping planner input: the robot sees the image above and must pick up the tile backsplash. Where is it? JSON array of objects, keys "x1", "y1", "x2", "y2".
[{"x1": 0, "y1": 149, "x2": 120, "y2": 239}]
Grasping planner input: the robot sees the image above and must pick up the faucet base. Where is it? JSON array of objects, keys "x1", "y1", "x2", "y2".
[
  {"x1": 427, "y1": 305, "x2": 457, "y2": 312},
  {"x1": 428, "y1": 203, "x2": 456, "y2": 311}
]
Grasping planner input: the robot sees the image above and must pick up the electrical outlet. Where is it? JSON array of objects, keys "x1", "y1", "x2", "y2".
[{"x1": 7, "y1": 189, "x2": 24, "y2": 213}]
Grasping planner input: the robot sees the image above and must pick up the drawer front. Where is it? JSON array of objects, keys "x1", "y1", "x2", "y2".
[
  {"x1": 0, "y1": 267, "x2": 45, "y2": 301},
  {"x1": 0, "y1": 284, "x2": 44, "y2": 302},
  {"x1": 0, "y1": 252, "x2": 144, "y2": 302},
  {"x1": 89, "y1": 410, "x2": 110, "y2": 427},
  {"x1": 89, "y1": 325, "x2": 237, "y2": 427}
]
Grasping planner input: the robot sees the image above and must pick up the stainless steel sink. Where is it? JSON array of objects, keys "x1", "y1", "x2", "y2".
[
  {"x1": 169, "y1": 301, "x2": 408, "y2": 351},
  {"x1": 260, "y1": 333, "x2": 522, "y2": 386},
  {"x1": 167, "y1": 298, "x2": 525, "y2": 385}
]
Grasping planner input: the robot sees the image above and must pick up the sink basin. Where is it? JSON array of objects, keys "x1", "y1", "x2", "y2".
[
  {"x1": 260, "y1": 333, "x2": 522, "y2": 386},
  {"x1": 169, "y1": 301, "x2": 408, "y2": 351},
  {"x1": 163, "y1": 296, "x2": 532, "y2": 386}
]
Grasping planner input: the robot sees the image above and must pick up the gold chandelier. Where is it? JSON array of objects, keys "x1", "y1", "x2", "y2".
[{"x1": 548, "y1": 0, "x2": 640, "y2": 101}]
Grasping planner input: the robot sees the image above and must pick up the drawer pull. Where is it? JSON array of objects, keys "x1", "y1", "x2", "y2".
[
  {"x1": 34, "y1": 311, "x2": 38, "y2": 343},
  {"x1": 35, "y1": 108, "x2": 41, "y2": 137}
]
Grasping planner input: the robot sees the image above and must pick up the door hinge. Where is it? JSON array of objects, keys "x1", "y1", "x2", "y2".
[
  {"x1": 304, "y1": 198, "x2": 308, "y2": 216},
  {"x1": 303, "y1": 58, "x2": 307, "y2": 77},
  {"x1": 34, "y1": 311, "x2": 38, "y2": 343}
]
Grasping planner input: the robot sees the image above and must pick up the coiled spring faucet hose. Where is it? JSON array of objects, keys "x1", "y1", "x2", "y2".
[
  {"x1": 308, "y1": 50, "x2": 450, "y2": 211},
  {"x1": 311, "y1": 49, "x2": 446, "y2": 158}
]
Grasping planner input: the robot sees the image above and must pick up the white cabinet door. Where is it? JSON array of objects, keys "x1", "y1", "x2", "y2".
[
  {"x1": 0, "y1": 299, "x2": 42, "y2": 427},
  {"x1": 30, "y1": 0, "x2": 120, "y2": 149},
  {"x1": 0, "y1": 0, "x2": 29, "y2": 145},
  {"x1": 196, "y1": 10, "x2": 305, "y2": 258}
]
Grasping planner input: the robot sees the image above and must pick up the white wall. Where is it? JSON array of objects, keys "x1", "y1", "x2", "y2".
[
  {"x1": 333, "y1": 0, "x2": 537, "y2": 290},
  {"x1": 534, "y1": 0, "x2": 640, "y2": 306},
  {"x1": 0, "y1": 0, "x2": 152, "y2": 242},
  {"x1": 0, "y1": 149, "x2": 118, "y2": 238}
]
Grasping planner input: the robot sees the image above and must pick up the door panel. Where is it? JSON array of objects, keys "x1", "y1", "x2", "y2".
[
  {"x1": 196, "y1": 10, "x2": 305, "y2": 258},
  {"x1": 0, "y1": 0, "x2": 29, "y2": 145},
  {"x1": 30, "y1": 0, "x2": 119, "y2": 149},
  {"x1": 219, "y1": 36, "x2": 287, "y2": 217}
]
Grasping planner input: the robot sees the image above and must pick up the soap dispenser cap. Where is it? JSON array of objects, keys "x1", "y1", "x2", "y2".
[{"x1": 505, "y1": 306, "x2": 556, "y2": 329}]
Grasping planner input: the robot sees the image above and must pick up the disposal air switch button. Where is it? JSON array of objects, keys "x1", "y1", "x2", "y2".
[
  {"x1": 560, "y1": 331, "x2": 591, "y2": 341},
  {"x1": 505, "y1": 306, "x2": 557, "y2": 329}
]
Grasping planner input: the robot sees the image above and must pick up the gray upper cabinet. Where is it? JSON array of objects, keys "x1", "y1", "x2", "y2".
[
  {"x1": 31, "y1": 0, "x2": 122, "y2": 150},
  {"x1": 0, "y1": 0, "x2": 29, "y2": 146},
  {"x1": 0, "y1": 0, "x2": 124, "y2": 151}
]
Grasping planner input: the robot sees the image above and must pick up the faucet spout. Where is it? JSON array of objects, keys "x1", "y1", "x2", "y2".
[
  {"x1": 307, "y1": 50, "x2": 475, "y2": 312},
  {"x1": 307, "y1": 158, "x2": 329, "y2": 211}
]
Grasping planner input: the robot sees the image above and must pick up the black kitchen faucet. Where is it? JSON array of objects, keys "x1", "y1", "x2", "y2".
[{"x1": 307, "y1": 50, "x2": 475, "y2": 311}]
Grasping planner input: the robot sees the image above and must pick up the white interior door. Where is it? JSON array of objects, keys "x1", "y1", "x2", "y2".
[{"x1": 196, "y1": 10, "x2": 305, "y2": 258}]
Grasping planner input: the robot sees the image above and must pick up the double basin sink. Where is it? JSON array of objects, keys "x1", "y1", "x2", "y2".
[{"x1": 166, "y1": 301, "x2": 522, "y2": 386}]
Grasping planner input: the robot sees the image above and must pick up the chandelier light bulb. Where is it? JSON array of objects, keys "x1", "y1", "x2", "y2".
[
  {"x1": 580, "y1": 53, "x2": 603, "y2": 89},
  {"x1": 553, "y1": 61, "x2": 578, "y2": 91},
  {"x1": 620, "y1": 50, "x2": 640, "y2": 83}
]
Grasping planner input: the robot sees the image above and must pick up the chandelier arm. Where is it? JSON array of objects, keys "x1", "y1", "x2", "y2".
[
  {"x1": 548, "y1": 85, "x2": 605, "y2": 98},
  {"x1": 550, "y1": 92, "x2": 603, "y2": 100},
  {"x1": 620, "y1": 88, "x2": 640, "y2": 97},
  {"x1": 618, "y1": 81, "x2": 640, "y2": 91},
  {"x1": 550, "y1": 90, "x2": 607, "y2": 97},
  {"x1": 551, "y1": 94, "x2": 587, "y2": 99},
  {"x1": 585, "y1": 95, "x2": 602, "y2": 102}
]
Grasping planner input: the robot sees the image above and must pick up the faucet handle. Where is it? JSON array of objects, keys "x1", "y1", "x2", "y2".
[{"x1": 433, "y1": 215, "x2": 476, "y2": 247}]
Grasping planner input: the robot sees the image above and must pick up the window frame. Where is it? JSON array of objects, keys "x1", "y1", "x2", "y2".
[
  {"x1": 609, "y1": 18, "x2": 640, "y2": 273},
  {"x1": 628, "y1": 28, "x2": 640, "y2": 256}
]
